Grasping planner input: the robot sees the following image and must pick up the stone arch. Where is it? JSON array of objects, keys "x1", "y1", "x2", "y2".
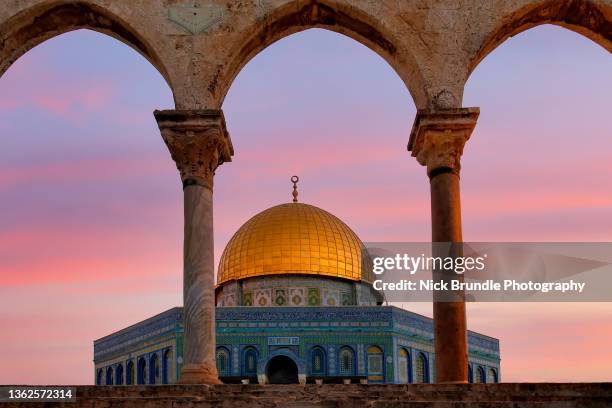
[
  {"x1": 216, "y1": 0, "x2": 425, "y2": 108},
  {"x1": 469, "y1": 0, "x2": 612, "y2": 77},
  {"x1": 0, "y1": 1, "x2": 173, "y2": 97}
]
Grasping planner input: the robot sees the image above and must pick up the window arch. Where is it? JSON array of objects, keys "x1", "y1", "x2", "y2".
[
  {"x1": 243, "y1": 347, "x2": 258, "y2": 377},
  {"x1": 105, "y1": 366, "x2": 114, "y2": 385},
  {"x1": 476, "y1": 366, "x2": 486, "y2": 383},
  {"x1": 137, "y1": 357, "x2": 147, "y2": 385},
  {"x1": 115, "y1": 363, "x2": 124, "y2": 385},
  {"x1": 162, "y1": 349, "x2": 173, "y2": 384},
  {"x1": 96, "y1": 369, "x2": 103, "y2": 385},
  {"x1": 468, "y1": 364, "x2": 474, "y2": 383},
  {"x1": 398, "y1": 348, "x2": 411, "y2": 384},
  {"x1": 310, "y1": 347, "x2": 326, "y2": 376},
  {"x1": 487, "y1": 367, "x2": 498, "y2": 383},
  {"x1": 149, "y1": 353, "x2": 160, "y2": 384},
  {"x1": 338, "y1": 346, "x2": 355, "y2": 376},
  {"x1": 366, "y1": 346, "x2": 384, "y2": 382},
  {"x1": 415, "y1": 352, "x2": 429, "y2": 383},
  {"x1": 126, "y1": 360, "x2": 134, "y2": 385},
  {"x1": 216, "y1": 347, "x2": 231, "y2": 376}
]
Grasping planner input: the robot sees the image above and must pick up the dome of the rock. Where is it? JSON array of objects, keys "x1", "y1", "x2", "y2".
[{"x1": 217, "y1": 202, "x2": 373, "y2": 286}]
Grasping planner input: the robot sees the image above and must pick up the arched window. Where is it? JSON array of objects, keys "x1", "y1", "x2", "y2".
[
  {"x1": 115, "y1": 363, "x2": 124, "y2": 385},
  {"x1": 398, "y1": 348, "x2": 410, "y2": 384},
  {"x1": 415, "y1": 352, "x2": 428, "y2": 383},
  {"x1": 367, "y1": 346, "x2": 384, "y2": 382},
  {"x1": 105, "y1": 367, "x2": 114, "y2": 385},
  {"x1": 338, "y1": 347, "x2": 355, "y2": 376},
  {"x1": 468, "y1": 365, "x2": 474, "y2": 383},
  {"x1": 149, "y1": 353, "x2": 160, "y2": 384},
  {"x1": 243, "y1": 347, "x2": 258, "y2": 377},
  {"x1": 216, "y1": 347, "x2": 230, "y2": 376},
  {"x1": 310, "y1": 347, "x2": 326, "y2": 376},
  {"x1": 96, "y1": 369, "x2": 103, "y2": 385},
  {"x1": 126, "y1": 361, "x2": 134, "y2": 385},
  {"x1": 476, "y1": 366, "x2": 486, "y2": 383},
  {"x1": 137, "y1": 357, "x2": 147, "y2": 385},
  {"x1": 487, "y1": 367, "x2": 497, "y2": 383},
  {"x1": 163, "y1": 349, "x2": 173, "y2": 384}
]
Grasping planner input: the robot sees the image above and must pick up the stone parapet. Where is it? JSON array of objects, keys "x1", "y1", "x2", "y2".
[{"x1": 2, "y1": 383, "x2": 611, "y2": 407}]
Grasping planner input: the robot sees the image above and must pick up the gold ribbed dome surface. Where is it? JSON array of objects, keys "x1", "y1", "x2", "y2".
[{"x1": 217, "y1": 203, "x2": 370, "y2": 286}]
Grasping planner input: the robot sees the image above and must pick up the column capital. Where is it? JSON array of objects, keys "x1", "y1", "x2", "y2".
[
  {"x1": 408, "y1": 108, "x2": 479, "y2": 177},
  {"x1": 154, "y1": 109, "x2": 234, "y2": 189}
]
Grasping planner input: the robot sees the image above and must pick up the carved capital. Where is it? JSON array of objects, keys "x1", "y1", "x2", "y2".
[
  {"x1": 408, "y1": 108, "x2": 479, "y2": 177},
  {"x1": 154, "y1": 109, "x2": 234, "y2": 189}
]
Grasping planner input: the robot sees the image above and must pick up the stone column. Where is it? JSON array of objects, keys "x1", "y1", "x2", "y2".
[
  {"x1": 408, "y1": 108, "x2": 479, "y2": 384},
  {"x1": 154, "y1": 109, "x2": 234, "y2": 384}
]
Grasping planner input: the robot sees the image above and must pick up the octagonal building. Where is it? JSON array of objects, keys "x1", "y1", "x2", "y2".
[{"x1": 93, "y1": 186, "x2": 500, "y2": 385}]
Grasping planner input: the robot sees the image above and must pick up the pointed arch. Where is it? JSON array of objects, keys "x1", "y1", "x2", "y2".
[
  {"x1": 105, "y1": 366, "x2": 113, "y2": 385},
  {"x1": 338, "y1": 346, "x2": 356, "y2": 376},
  {"x1": 149, "y1": 353, "x2": 159, "y2": 384},
  {"x1": 469, "y1": 0, "x2": 612, "y2": 77},
  {"x1": 310, "y1": 346, "x2": 326, "y2": 376},
  {"x1": 415, "y1": 352, "x2": 429, "y2": 384},
  {"x1": 115, "y1": 363, "x2": 124, "y2": 385},
  {"x1": 242, "y1": 346, "x2": 259, "y2": 377},
  {"x1": 215, "y1": 0, "x2": 425, "y2": 108},
  {"x1": 126, "y1": 360, "x2": 134, "y2": 385},
  {"x1": 137, "y1": 357, "x2": 147, "y2": 385},
  {"x1": 0, "y1": 1, "x2": 173, "y2": 98}
]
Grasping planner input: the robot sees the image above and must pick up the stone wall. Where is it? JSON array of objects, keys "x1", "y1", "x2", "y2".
[{"x1": 2, "y1": 384, "x2": 611, "y2": 407}]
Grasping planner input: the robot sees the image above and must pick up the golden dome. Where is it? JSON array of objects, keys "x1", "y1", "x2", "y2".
[{"x1": 217, "y1": 202, "x2": 371, "y2": 286}]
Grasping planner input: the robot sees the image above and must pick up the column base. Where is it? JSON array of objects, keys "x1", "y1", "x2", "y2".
[{"x1": 178, "y1": 364, "x2": 222, "y2": 384}]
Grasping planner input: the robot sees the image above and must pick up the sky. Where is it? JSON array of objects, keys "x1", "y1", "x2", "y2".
[{"x1": 0, "y1": 25, "x2": 611, "y2": 384}]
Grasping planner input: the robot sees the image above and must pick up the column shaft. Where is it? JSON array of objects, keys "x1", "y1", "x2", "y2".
[
  {"x1": 155, "y1": 109, "x2": 233, "y2": 384},
  {"x1": 430, "y1": 171, "x2": 468, "y2": 383},
  {"x1": 408, "y1": 108, "x2": 479, "y2": 384},
  {"x1": 181, "y1": 184, "x2": 218, "y2": 383}
]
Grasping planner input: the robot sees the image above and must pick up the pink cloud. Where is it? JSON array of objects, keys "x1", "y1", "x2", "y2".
[
  {"x1": 0, "y1": 155, "x2": 171, "y2": 189},
  {"x1": 0, "y1": 55, "x2": 115, "y2": 121}
]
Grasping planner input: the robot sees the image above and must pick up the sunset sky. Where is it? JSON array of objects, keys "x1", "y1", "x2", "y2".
[{"x1": 0, "y1": 25, "x2": 611, "y2": 384}]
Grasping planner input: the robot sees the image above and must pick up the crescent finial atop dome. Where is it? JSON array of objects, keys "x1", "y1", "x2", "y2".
[{"x1": 291, "y1": 175, "x2": 299, "y2": 203}]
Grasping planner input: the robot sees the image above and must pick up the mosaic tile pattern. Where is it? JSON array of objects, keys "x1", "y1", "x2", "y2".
[
  {"x1": 254, "y1": 289, "x2": 271, "y2": 306},
  {"x1": 322, "y1": 289, "x2": 339, "y2": 306},
  {"x1": 289, "y1": 287, "x2": 306, "y2": 306}
]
